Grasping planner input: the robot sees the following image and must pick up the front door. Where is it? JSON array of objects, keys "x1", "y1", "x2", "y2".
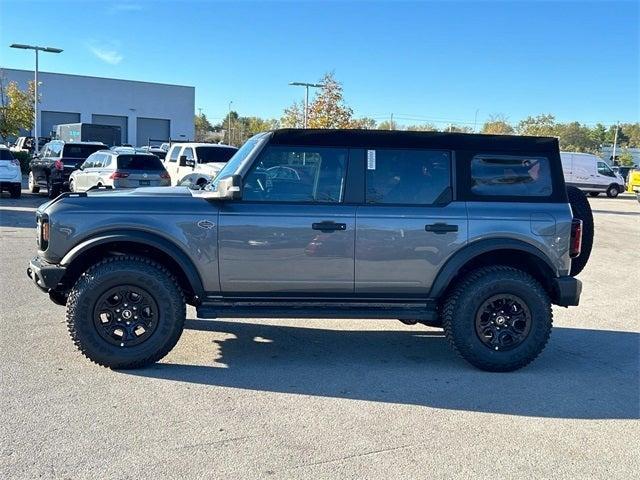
[
  {"x1": 219, "y1": 145, "x2": 355, "y2": 294},
  {"x1": 355, "y1": 148, "x2": 467, "y2": 295}
]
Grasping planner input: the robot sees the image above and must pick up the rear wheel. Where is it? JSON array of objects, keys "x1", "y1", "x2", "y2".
[
  {"x1": 442, "y1": 266, "x2": 552, "y2": 372},
  {"x1": 47, "y1": 176, "x2": 61, "y2": 199},
  {"x1": 28, "y1": 171, "x2": 40, "y2": 193},
  {"x1": 66, "y1": 256, "x2": 186, "y2": 369},
  {"x1": 606, "y1": 184, "x2": 620, "y2": 198},
  {"x1": 566, "y1": 185, "x2": 594, "y2": 276},
  {"x1": 68, "y1": 179, "x2": 75, "y2": 193},
  {"x1": 588, "y1": 192, "x2": 599, "y2": 197},
  {"x1": 9, "y1": 184, "x2": 21, "y2": 198}
]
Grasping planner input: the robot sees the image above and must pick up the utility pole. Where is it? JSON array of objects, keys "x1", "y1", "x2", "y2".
[
  {"x1": 474, "y1": 109, "x2": 480, "y2": 132},
  {"x1": 611, "y1": 122, "x2": 620, "y2": 164},
  {"x1": 289, "y1": 82, "x2": 325, "y2": 128},
  {"x1": 10, "y1": 43, "x2": 63, "y2": 154}
]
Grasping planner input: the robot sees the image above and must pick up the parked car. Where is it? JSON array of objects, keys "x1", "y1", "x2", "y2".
[
  {"x1": 10, "y1": 136, "x2": 50, "y2": 155},
  {"x1": 68, "y1": 150, "x2": 170, "y2": 192},
  {"x1": 27, "y1": 129, "x2": 591, "y2": 372},
  {"x1": 561, "y1": 152, "x2": 626, "y2": 197},
  {"x1": 137, "y1": 146, "x2": 167, "y2": 160},
  {"x1": 0, "y1": 145, "x2": 22, "y2": 198},
  {"x1": 164, "y1": 142, "x2": 238, "y2": 187},
  {"x1": 28, "y1": 140, "x2": 106, "y2": 198}
]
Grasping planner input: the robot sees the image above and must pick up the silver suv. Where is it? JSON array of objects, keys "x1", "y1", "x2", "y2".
[{"x1": 27, "y1": 129, "x2": 591, "y2": 372}]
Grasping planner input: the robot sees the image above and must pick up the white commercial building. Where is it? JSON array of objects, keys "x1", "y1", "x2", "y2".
[{"x1": 1, "y1": 68, "x2": 194, "y2": 146}]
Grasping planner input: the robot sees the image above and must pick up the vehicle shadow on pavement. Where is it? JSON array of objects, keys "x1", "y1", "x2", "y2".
[
  {"x1": 0, "y1": 208, "x2": 38, "y2": 228},
  {"x1": 127, "y1": 320, "x2": 639, "y2": 420}
]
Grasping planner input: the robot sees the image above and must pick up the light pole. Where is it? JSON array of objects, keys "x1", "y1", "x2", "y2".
[
  {"x1": 289, "y1": 81, "x2": 325, "y2": 128},
  {"x1": 227, "y1": 101, "x2": 233, "y2": 145},
  {"x1": 10, "y1": 43, "x2": 63, "y2": 154}
]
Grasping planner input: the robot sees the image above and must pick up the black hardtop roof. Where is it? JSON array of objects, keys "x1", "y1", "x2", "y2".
[{"x1": 269, "y1": 129, "x2": 559, "y2": 153}]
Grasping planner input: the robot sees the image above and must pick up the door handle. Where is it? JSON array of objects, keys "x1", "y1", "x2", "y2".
[
  {"x1": 425, "y1": 223, "x2": 458, "y2": 234},
  {"x1": 312, "y1": 221, "x2": 347, "y2": 232}
]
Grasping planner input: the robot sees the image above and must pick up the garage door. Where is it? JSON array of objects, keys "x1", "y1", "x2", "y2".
[
  {"x1": 41, "y1": 111, "x2": 80, "y2": 138},
  {"x1": 92, "y1": 114, "x2": 128, "y2": 145},
  {"x1": 136, "y1": 118, "x2": 170, "y2": 147}
]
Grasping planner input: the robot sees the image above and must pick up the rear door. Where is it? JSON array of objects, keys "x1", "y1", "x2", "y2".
[
  {"x1": 355, "y1": 148, "x2": 467, "y2": 295},
  {"x1": 165, "y1": 145, "x2": 182, "y2": 185},
  {"x1": 218, "y1": 145, "x2": 356, "y2": 294}
]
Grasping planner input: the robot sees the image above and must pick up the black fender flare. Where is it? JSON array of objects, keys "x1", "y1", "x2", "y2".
[
  {"x1": 428, "y1": 238, "x2": 557, "y2": 299},
  {"x1": 60, "y1": 230, "x2": 205, "y2": 298}
]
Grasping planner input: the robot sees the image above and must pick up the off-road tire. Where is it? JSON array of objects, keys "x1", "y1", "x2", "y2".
[
  {"x1": 566, "y1": 185, "x2": 594, "y2": 276},
  {"x1": 442, "y1": 266, "x2": 552, "y2": 372},
  {"x1": 606, "y1": 184, "x2": 620, "y2": 198},
  {"x1": 9, "y1": 184, "x2": 21, "y2": 199},
  {"x1": 66, "y1": 256, "x2": 186, "y2": 369},
  {"x1": 28, "y1": 171, "x2": 40, "y2": 193}
]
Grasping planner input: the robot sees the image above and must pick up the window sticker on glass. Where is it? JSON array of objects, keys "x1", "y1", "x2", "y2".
[{"x1": 367, "y1": 150, "x2": 376, "y2": 170}]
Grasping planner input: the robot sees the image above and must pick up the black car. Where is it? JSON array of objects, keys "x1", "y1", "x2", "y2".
[{"x1": 28, "y1": 140, "x2": 106, "y2": 198}]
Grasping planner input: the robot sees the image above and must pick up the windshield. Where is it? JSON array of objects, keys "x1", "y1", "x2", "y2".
[
  {"x1": 204, "y1": 133, "x2": 269, "y2": 192},
  {"x1": 117, "y1": 155, "x2": 165, "y2": 170},
  {"x1": 196, "y1": 146, "x2": 237, "y2": 164}
]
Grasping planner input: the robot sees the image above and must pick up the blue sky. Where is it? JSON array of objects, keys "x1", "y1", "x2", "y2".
[{"x1": 1, "y1": 0, "x2": 638, "y2": 128}]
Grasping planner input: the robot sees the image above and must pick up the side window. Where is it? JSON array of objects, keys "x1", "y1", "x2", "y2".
[
  {"x1": 83, "y1": 154, "x2": 96, "y2": 169},
  {"x1": 49, "y1": 143, "x2": 62, "y2": 157},
  {"x1": 366, "y1": 149, "x2": 452, "y2": 205},
  {"x1": 471, "y1": 155, "x2": 552, "y2": 197},
  {"x1": 183, "y1": 147, "x2": 194, "y2": 161},
  {"x1": 168, "y1": 146, "x2": 181, "y2": 162},
  {"x1": 597, "y1": 161, "x2": 615, "y2": 177},
  {"x1": 243, "y1": 146, "x2": 348, "y2": 203},
  {"x1": 40, "y1": 145, "x2": 51, "y2": 158}
]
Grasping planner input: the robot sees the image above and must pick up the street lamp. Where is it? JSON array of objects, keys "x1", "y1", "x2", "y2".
[
  {"x1": 9, "y1": 43, "x2": 63, "y2": 154},
  {"x1": 289, "y1": 81, "x2": 325, "y2": 128}
]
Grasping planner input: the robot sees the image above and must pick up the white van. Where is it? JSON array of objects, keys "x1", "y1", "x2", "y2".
[
  {"x1": 164, "y1": 143, "x2": 238, "y2": 187},
  {"x1": 560, "y1": 152, "x2": 626, "y2": 197}
]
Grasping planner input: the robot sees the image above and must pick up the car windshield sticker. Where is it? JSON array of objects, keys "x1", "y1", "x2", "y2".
[{"x1": 367, "y1": 150, "x2": 376, "y2": 170}]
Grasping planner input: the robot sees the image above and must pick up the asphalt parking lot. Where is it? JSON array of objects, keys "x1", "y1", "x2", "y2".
[{"x1": 1, "y1": 187, "x2": 638, "y2": 479}]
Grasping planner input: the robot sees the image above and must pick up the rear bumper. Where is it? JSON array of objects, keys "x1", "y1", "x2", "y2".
[
  {"x1": 553, "y1": 276, "x2": 582, "y2": 307},
  {"x1": 27, "y1": 256, "x2": 66, "y2": 292}
]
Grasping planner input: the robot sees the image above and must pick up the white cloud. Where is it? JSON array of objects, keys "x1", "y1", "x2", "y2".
[{"x1": 88, "y1": 45, "x2": 124, "y2": 65}]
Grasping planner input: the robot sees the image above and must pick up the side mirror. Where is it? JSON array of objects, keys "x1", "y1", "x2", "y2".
[
  {"x1": 79, "y1": 164, "x2": 85, "y2": 170},
  {"x1": 179, "y1": 155, "x2": 188, "y2": 167},
  {"x1": 216, "y1": 174, "x2": 243, "y2": 200}
]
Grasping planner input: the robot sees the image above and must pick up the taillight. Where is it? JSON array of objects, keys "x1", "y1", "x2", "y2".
[
  {"x1": 109, "y1": 171, "x2": 130, "y2": 179},
  {"x1": 570, "y1": 219, "x2": 583, "y2": 258},
  {"x1": 54, "y1": 159, "x2": 64, "y2": 171},
  {"x1": 160, "y1": 171, "x2": 171, "y2": 180}
]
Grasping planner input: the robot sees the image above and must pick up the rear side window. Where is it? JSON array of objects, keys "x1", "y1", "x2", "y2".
[
  {"x1": 168, "y1": 146, "x2": 181, "y2": 162},
  {"x1": 117, "y1": 155, "x2": 164, "y2": 171},
  {"x1": 366, "y1": 149, "x2": 452, "y2": 205},
  {"x1": 0, "y1": 149, "x2": 14, "y2": 160},
  {"x1": 471, "y1": 155, "x2": 552, "y2": 197},
  {"x1": 196, "y1": 146, "x2": 237, "y2": 164},
  {"x1": 63, "y1": 144, "x2": 103, "y2": 159}
]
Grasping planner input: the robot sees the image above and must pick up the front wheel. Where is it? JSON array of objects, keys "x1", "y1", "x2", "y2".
[
  {"x1": 28, "y1": 171, "x2": 40, "y2": 193},
  {"x1": 68, "y1": 179, "x2": 76, "y2": 193},
  {"x1": 47, "y1": 176, "x2": 61, "y2": 199},
  {"x1": 606, "y1": 184, "x2": 620, "y2": 198},
  {"x1": 66, "y1": 256, "x2": 186, "y2": 369},
  {"x1": 442, "y1": 266, "x2": 552, "y2": 372}
]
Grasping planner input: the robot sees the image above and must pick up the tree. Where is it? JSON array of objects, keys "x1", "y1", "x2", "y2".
[
  {"x1": 556, "y1": 122, "x2": 598, "y2": 152},
  {"x1": 590, "y1": 123, "x2": 607, "y2": 146},
  {"x1": 617, "y1": 149, "x2": 635, "y2": 167},
  {"x1": 619, "y1": 123, "x2": 640, "y2": 148},
  {"x1": 377, "y1": 120, "x2": 397, "y2": 130},
  {"x1": 406, "y1": 123, "x2": 438, "y2": 132},
  {"x1": 516, "y1": 114, "x2": 556, "y2": 137},
  {"x1": 307, "y1": 72, "x2": 354, "y2": 128},
  {"x1": 194, "y1": 112, "x2": 214, "y2": 141},
  {"x1": 481, "y1": 115, "x2": 514, "y2": 135},
  {"x1": 280, "y1": 101, "x2": 304, "y2": 128},
  {"x1": 0, "y1": 74, "x2": 35, "y2": 141},
  {"x1": 350, "y1": 117, "x2": 377, "y2": 129}
]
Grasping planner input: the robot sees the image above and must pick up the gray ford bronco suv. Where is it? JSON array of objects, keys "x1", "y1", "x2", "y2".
[{"x1": 27, "y1": 129, "x2": 592, "y2": 372}]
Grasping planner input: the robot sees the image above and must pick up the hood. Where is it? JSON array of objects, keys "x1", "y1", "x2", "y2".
[{"x1": 86, "y1": 186, "x2": 193, "y2": 197}]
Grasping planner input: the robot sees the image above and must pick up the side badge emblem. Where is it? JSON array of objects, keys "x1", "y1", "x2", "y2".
[{"x1": 197, "y1": 220, "x2": 216, "y2": 230}]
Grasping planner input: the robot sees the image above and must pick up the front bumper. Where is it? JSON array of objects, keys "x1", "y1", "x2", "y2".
[
  {"x1": 553, "y1": 276, "x2": 582, "y2": 307},
  {"x1": 27, "y1": 256, "x2": 66, "y2": 292}
]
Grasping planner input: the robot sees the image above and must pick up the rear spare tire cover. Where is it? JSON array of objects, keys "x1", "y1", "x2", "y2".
[{"x1": 566, "y1": 186, "x2": 594, "y2": 276}]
